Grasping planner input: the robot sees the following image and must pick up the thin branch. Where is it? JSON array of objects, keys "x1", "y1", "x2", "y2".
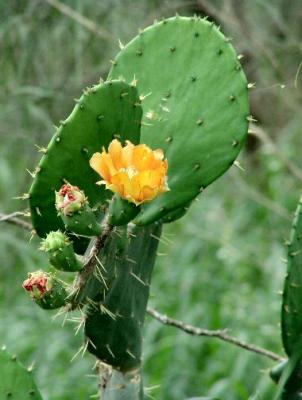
[
  {"x1": 147, "y1": 307, "x2": 284, "y2": 362},
  {"x1": 0, "y1": 212, "x2": 33, "y2": 232},
  {"x1": 44, "y1": 0, "x2": 113, "y2": 41}
]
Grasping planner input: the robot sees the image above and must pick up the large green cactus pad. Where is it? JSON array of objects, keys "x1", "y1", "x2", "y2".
[
  {"x1": 29, "y1": 81, "x2": 142, "y2": 237},
  {"x1": 282, "y1": 196, "x2": 302, "y2": 356},
  {"x1": 85, "y1": 223, "x2": 161, "y2": 371},
  {"x1": 0, "y1": 347, "x2": 43, "y2": 400},
  {"x1": 109, "y1": 16, "x2": 249, "y2": 225}
]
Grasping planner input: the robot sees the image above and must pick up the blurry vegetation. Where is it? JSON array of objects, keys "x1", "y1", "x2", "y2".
[{"x1": 0, "y1": 0, "x2": 302, "y2": 399}]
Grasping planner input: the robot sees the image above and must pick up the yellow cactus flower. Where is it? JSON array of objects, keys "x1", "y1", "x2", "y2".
[{"x1": 89, "y1": 139, "x2": 169, "y2": 205}]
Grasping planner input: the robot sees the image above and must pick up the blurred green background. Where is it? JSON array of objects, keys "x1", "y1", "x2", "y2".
[{"x1": 0, "y1": 0, "x2": 302, "y2": 399}]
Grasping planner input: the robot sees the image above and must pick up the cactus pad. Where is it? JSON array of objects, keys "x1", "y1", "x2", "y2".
[
  {"x1": 109, "y1": 16, "x2": 249, "y2": 225},
  {"x1": 0, "y1": 347, "x2": 43, "y2": 400},
  {"x1": 85, "y1": 223, "x2": 161, "y2": 371},
  {"x1": 282, "y1": 196, "x2": 302, "y2": 356},
  {"x1": 29, "y1": 81, "x2": 142, "y2": 237}
]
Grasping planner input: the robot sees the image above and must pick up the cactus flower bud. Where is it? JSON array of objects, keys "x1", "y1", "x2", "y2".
[
  {"x1": 55, "y1": 183, "x2": 86, "y2": 216},
  {"x1": 40, "y1": 231, "x2": 83, "y2": 272},
  {"x1": 55, "y1": 184, "x2": 102, "y2": 237},
  {"x1": 23, "y1": 271, "x2": 67, "y2": 309},
  {"x1": 40, "y1": 230, "x2": 70, "y2": 252}
]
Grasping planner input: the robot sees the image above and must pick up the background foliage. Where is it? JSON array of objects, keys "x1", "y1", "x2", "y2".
[{"x1": 0, "y1": 0, "x2": 301, "y2": 399}]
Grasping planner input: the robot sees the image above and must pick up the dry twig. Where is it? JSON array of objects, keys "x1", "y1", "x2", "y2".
[
  {"x1": 147, "y1": 307, "x2": 284, "y2": 362},
  {"x1": 0, "y1": 212, "x2": 33, "y2": 232}
]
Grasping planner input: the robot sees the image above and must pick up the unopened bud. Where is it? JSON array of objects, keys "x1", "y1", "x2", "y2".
[
  {"x1": 40, "y1": 230, "x2": 70, "y2": 252},
  {"x1": 55, "y1": 183, "x2": 86, "y2": 216},
  {"x1": 23, "y1": 271, "x2": 67, "y2": 309},
  {"x1": 40, "y1": 231, "x2": 83, "y2": 272}
]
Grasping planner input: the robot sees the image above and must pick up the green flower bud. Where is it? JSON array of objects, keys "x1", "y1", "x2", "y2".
[{"x1": 40, "y1": 230, "x2": 70, "y2": 252}]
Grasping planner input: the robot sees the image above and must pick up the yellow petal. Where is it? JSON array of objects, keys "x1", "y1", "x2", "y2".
[
  {"x1": 90, "y1": 139, "x2": 168, "y2": 204},
  {"x1": 89, "y1": 153, "x2": 111, "y2": 181},
  {"x1": 121, "y1": 141, "x2": 134, "y2": 167},
  {"x1": 108, "y1": 139, "x2": 123, "y2": 170}
]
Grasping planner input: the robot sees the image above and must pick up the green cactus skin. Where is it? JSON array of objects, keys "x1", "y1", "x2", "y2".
[
  {"x1": 85, "y1": 223, "x2": 162, "y2": 372},
  {"x1": 108, "y1": 195, "x2": 140, "y2": 226},
  {"x1": 282, "y1": 196, "x2": 302, "y2": 356},
  {"x1": 0, "y1": 347, "x2": 43, "y2": 400},
  {"x1": 41, "y1": 231, "x2": 83, "y2": 272},
  {"x1": 60, "y1": 205, "x2": 102, "y2": 237},
  {"x1": 24, "y1": 272, "x2": 68, "y2": 310},
  {"x1": 161, "y1": 201, "x2": 191, "y2": 223},
  {"x1": 274, "y1": 196, "x2": 302, "y2": 398},
  {"x1": 270, "y1": 360, "x2": 289, "y2": 384},
  {"x1": 29, "y1": 80, "x2": 142, "y2": 238},
  {"x1": 48, "y1": 245, "x2": 83, "y2": 272},
  {"x1": 271, "y1": 359, "x2": 302, "y2": 399},
  {"x1": 69, "y1": 225, "x2": 128, "y2": 307},
  {"x1": 100, "y1": 368, "x2": 143, "y2": 400},
  {"x1": 34, "y1": 279, "x2": 67, "y2": 310},
  {"x1": 108, "y1": 16, "x2": 249, "y2": 225}
]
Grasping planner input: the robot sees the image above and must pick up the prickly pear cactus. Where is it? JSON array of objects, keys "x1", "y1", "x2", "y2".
[
  {"x1": 0, "y1": 347, "x2": 43, "y2": 400},
  {"x1": 276, "y1": 196, "x2": 302, "y2": 398},
  {"x1": 282, "y1": 197, "x2": 302, "y2": 355},
  {"x1": 23, "y1": 14, "x2": 250, "y2": 400},
  {"x1": 29, "y1": 80, "x2": 142, "y2": 238},
  {"x1": 109, "y1": 16, "x2": 250, "y2": 225}
]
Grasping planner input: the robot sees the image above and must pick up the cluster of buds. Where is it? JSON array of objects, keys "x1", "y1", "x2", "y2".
[{"x1": 23, "y1": 140, "x2": 169, "y2": 309}]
